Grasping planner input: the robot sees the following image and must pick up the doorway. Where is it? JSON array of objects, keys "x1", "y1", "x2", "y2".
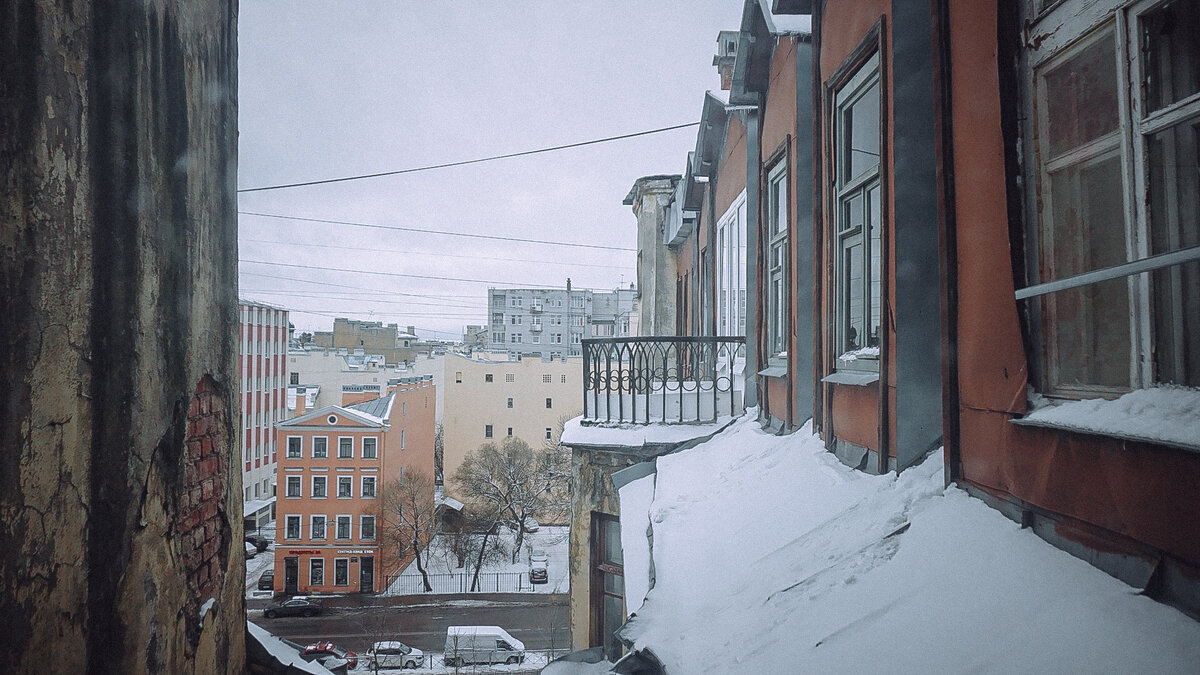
[
  {"x1": 284, "y1": 557, "x2": 299, "y2": 594},
  {"x1": 359, "y1": 556, "x2": 374, "y2": 593}
]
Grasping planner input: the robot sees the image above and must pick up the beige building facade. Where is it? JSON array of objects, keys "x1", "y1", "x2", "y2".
[{"x1": 441, "y1": 353, "x2": 581, "y2": 501}]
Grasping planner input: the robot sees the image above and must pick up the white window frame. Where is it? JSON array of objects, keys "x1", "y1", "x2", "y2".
[
  {"x1": 766, "y1": 159, "x2": 789, "y2": 359},
  {"x1": 309, "y1": 557, "x2": 324, "y2": 585},
  {"x1": 334, "y1": 558, "x2": 350, "y2": 586},
  {"x1": 362, "y1": 436, "x2": 378, "y2": 459},
  {"x1": 832, "y1": 51, "x2": 883, "y2": 374},
  {"x1": 361, "y1": 475, "x2": 376, "y2": 498},
  {"x1": 360, "y1": 515, "x2": 376, "y2": 541},
  {"x1": 1019, "y1": 0, "x2": 1200, "y2": 395},
  {"x1": 337, "y1": 476, "x2": 353, "y2": 498},
  {"x1": 716, "y1": 190, "x2": 748, "y2": 337},
  {"x1": 286, "y1": 435, "x2": 302, "y2": 459},
  {"x1": 312, "y1": 436, "x2": 328, "y2": 459},
  {"x1": 311, "y1": 514, "x2": 326, "y2": 540},
  {"x1": 336, "y1": 515, "x2": 352, "y2": 540},
  {"x1": 311, "y1": 475, "x2": 327, "y2": 498},
  {"x1": 286, "y1": 475, "x2": 301, "y2": 498},
  {"x1": 285, "y1": 514, "x2": 301, "y2": 540},
  {"x1": 338, "y1": 436, "x2": 353, "y2": 459}
]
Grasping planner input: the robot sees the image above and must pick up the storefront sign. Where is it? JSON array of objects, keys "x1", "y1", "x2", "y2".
[
  {"x1": 336, "y1": 549, "x2": 375, "y2": 555},
  {"x1": 285, "y1": 549, "x2": 322, "y2": 555}
]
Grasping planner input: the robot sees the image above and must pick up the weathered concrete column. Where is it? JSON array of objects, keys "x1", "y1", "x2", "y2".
[
  {"x1": 0, "y1": 2, "x2": 243, "y2": 673},
  {"x1": 625, "y1": 175, "x2": 681, "y2": 337}
]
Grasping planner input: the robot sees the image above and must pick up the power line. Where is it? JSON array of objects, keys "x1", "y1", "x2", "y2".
[
  {"x1": 237, "y1": 121, "x2": 700, "y2": 193},
  {"x1": 238, "y1": 237, "x2": 634, "y2": 269},
  {"x1": 242, "y1": 258, "x2": 571, "y2": 287},
  {"x1": 239, "y1": 211, "x2": 636, "y2": 252}
]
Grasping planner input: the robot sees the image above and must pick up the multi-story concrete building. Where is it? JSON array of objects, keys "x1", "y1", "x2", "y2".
[
  {"x1": 285, "y1": 347, "x2": 390, "y2": 414},
  {"x1": 441, "y1": 352, "x2": 581, "y2": 503},
  {"x1": 272, "y1": 376, "x2": 436, "y2": 594},
  {"x1": 487, "y1": 282, "x2": 636, "y2": 359},
  {"x1": 240, "y1": 300, "x2": 290, "y2": 532},
  {"x1": 312, "y1": 318, "x2": 419, "y2": 366}
]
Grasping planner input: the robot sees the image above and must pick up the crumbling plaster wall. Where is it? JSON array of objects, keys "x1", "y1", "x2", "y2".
[{"x1": 0, "y1": 1, "x2": 243, "y2": 673}]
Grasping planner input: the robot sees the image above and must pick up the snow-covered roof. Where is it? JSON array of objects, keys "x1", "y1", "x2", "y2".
[
  {"x1": 242, "y1": 497, "x2": 275, "y2": 518},
  {"x1": 616, "y1": 414, "x2": 1200, "y2": 673},
  {"x1": 346, "y1": 391, "x2": 395, "y2": 422},
  {"x1": 757, "y1": 0, "x2": 811, "y2": 35},
  {"x1": 247, "y1": 622, "x2": 332, "y2": 674},
  {"x1": 278, "y1": 403, "x2": 387, "y2": 428}
]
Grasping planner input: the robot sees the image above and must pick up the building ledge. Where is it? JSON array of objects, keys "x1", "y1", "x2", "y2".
[
  {"x1": 820, "y1": 370, "x2": 879, "y2": 386},
  {"x1": 1013, "y1": 386, "x2": 1200, "y2": 454}
]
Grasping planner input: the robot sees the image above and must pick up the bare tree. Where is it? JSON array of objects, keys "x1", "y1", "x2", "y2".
[
  {"x1": 434, "y1": 422, "x2": 444, "y2": 484},
  {"x1": 377, "y1": 470, "x2": 437, "y2": 592},
  {"x1": 454, "y1": 436, "x2": 571, "y2": 568}
]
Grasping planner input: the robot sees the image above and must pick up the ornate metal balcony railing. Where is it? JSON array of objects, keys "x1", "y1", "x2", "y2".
[{"x1": 582, "y1": 336, "x2": 746, "y2": 425}]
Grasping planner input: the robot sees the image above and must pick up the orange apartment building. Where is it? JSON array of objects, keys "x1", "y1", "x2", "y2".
[{"x1": 272, "y1": 375, "x2": 436, "y2": 594}]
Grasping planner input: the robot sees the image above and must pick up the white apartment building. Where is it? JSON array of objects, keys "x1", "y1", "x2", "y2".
[{"x1": 486, "y1": 282, "x2": 637, "y2": 359}]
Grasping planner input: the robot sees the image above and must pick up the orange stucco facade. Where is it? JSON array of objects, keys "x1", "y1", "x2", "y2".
[{"x1": 272, "y1": 379, "x2": 435, "y2": 594}]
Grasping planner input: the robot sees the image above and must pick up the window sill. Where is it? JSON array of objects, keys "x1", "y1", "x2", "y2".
[
  {"x1": 1012, "y1": 386, "x2": 1200, "y2": 454},
  {"x1": 821, "y1": 370, "x2": 880, "y2": 387},
  {"x1": 759, "y1": 356, "x2": 788, "y2": 378}
]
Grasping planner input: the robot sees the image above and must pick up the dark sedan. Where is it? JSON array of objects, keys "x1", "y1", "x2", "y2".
[{"x1": 262, "y1": 597, "x2": 320, "y2": 618}]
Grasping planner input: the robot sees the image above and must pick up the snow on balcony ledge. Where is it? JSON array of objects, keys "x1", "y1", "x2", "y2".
[
  {"x1": 1013, "y1": 385, "x2": 1200, "y2": 453},
  {"x1": 560, "y1": 415, "x2": 736, "y2": 450}
]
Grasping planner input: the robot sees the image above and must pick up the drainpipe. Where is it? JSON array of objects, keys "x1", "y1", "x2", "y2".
[
  {"x1": 932, "y1": 0, "x2": 961, "y2": 486},
  {"x1": 743, "y1": 106, "x2": 761, "y2": 410}
]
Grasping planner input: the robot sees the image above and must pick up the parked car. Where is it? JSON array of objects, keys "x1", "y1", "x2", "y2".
[
  {"x1": 245, "y1": 534, "x2": 270, "y2": 552},
  {"x1": 302, "y1": 642, "x2": 357, "y2": 670},
  {"x1": 443, "y1": 626, "x2": 525, "y2": 667},
  {"x1": 529, "y1": 548, "x2": 548, "y2": 584},
  {"x1": 244, "y1": 541, "x2": 257, "y2": 560},
  {"x1": 257, "y1": 570, "x2": 274, "y2": 591},
  {"x1": 366, "y1": 640, "x2": 424, "y2": 669},
  {"x1": 262, "y1": 597, "x2": 320, "y2": 618}
]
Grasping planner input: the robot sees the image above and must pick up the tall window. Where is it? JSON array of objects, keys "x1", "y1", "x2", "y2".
[
  {"x1": 334, "y1": 558, "x2": 349, "y2": 585},
  {"x1": 286, "y1": 476, "x2": 301, "y2": 497},
  {"x1": 285, "y1": 515, "x2": 300, "y2": 540},
  {"x1": 833, "y1": 52, "x2": 882, "y2": 370},
  {"x1": 766, "y1": 160, "x2": 789, "y2": 358},
  {"x1": 717, "y1": 192, "x2": 747, "y2": 336},
  {"x1": 361, "y1": 476, "x2": 376, "y2": 498},
  {"x1": 362, "y1": 437, "x2": 378, "y2": 459},
  {"x1": 1023, "y1": 0, "x2": 1200, "y2": 395},
  {"x1": 338, "y1": 476, "x2": 352, "y2": 498},
  {"x1": 312, "y1": 436, "x2": 328, "y2": 459},
  {"x1": 287, "y1": 436, "x2": 302, "y2": 459},
  {"x1": 485, "y1": 424, "x2": 493, "y2": 439},
  {"x1": 338, "y1": 437, "x2": 353, "y2": 459},
  {"x1": 310, "y1": 558, "x2": 324, "y2": 585},
  {"x1": 311, "y1": 515, "x2": 326, "y2": 540},
  {"x1": 312, "y1": 475, "x2": 326, "y2": 498},
  {"x1": 360, "y1": 515, "x2": 376, "y2": 541},
  {"x1": 336, "y1": 515, "x2": 351, "y2": 540},
  {"x1": 592, "y1": 514, "x2": 624, "y2": 662}
]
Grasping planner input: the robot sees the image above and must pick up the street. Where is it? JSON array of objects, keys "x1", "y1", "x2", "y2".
[{"x1": 250, "y1": 594, "x2": 570, "y2": 657}]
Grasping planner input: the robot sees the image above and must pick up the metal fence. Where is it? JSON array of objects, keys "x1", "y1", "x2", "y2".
[
  {"x1": 384, "y1": 571, "x2": 527, "y2": 595},
  {"x1": 582, "y1": 336, "x2": 746, "y2": 424}
]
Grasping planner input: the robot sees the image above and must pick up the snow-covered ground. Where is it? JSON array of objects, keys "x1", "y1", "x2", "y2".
[
  {"x1": 245, "y1": 522, "x2": 276, "y2": 600},
  {"x1": 387, "y1": 526, "x2": 570, "y2": 596},
  {"x1": 599, "y1": 413, "x2": 1200, "y2": 674}
]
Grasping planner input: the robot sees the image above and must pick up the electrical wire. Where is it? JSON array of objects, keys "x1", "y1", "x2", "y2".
[
  {"x1": 239, "y1": 211, "x2": 636, "y2": 252},
  {"x1": 240, "y1": 258, "x2": 609, "y2": 288},
  {"x1": 237, "y1": 121, "x2": 700, "y2": 192},
  {"x1": 237, "y1": 237, "x2": 634, "y2": 269}
]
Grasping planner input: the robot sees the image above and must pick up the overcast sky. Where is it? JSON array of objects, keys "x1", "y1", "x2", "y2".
[{"x1": 237, "y1": 2, "x2": 744, "y2": 339}]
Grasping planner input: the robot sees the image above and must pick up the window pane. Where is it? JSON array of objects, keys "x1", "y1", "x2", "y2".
[
  {"x1": 844, "y1": 240, "x2": 864, "y2": 352},
  {"x1": 868, "y1": 184, "x2": 882, "y2": 349},
  {"x1": 1046, "y1": 277, "x2": 1132, "y2": 390},
  {"x1": 1152, "y1": 261, "x2": 1200, "y2": 386},
  {"x1": 313, "y1": 437, "x2": 327, "y2": 458},
  {"x1": 844, "y1": 81, "x2": 881, "y2": 181},
  {"x1": 1044, "y1": 31, "x2": 1119, "y2": 157},
  {"x1": 1047, "y1": 153, "x2": 1126, "y2": 277},
  {"x1": 602, "y1": 519, "x2": 622, "y2": 565},
  {"x1": 1142, "y1": 2, "x2": 1200, "y2": 113}
]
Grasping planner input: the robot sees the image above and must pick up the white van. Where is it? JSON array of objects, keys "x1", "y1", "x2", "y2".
[{"x1": 443, "y1": 625, "x2": 525, "y2": 667}]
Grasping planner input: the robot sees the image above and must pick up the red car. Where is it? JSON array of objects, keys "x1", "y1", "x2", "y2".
[{"x1": 303, "y1": 642, "x2": 357, "y2": 670}]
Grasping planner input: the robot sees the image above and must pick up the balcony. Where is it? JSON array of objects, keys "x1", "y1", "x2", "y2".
[
  {"x1": 581, "y1": 336, "x2": 745, "y2": 425},
  {"x1": 530, "y1": 323, "x2": 543, "y2": 332},
  {"x1": 530, "y1": 303, "x2": 544, "y2": 313}
]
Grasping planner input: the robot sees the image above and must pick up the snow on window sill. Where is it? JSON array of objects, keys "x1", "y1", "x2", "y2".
[
  {"x1": 759, "y1": 356, "x2": 787, "y2": 378},
  {"x1": 1011, "y1": 385, "x2": 1200, "y2": 453},
  {"x1": 821, "y1": 370, "x2": 880, "y2": 387}
]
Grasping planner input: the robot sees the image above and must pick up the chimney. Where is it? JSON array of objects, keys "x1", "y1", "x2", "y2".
[
  {"x1": 294, "y1": 389, "x2": 306, "y2": 416},
  {"x1": 713, "y1": 30, "x2": 738, "y2": 91},
  {"x1": 567, "y1": 278, "x2": 572, "y2": 292}
]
